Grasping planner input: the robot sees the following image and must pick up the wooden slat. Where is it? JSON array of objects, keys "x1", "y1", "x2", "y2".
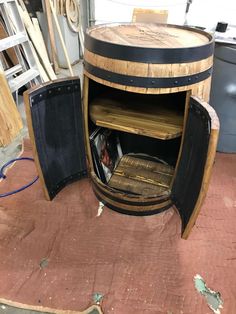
[
  {"x1": 108, "y1": 174, "x2": 168, "y2": 196},
  {"x1": 114, "y1": 166, "x2": 172, "y2": 188},
  {"x1": 0, "y1": 71, "x2": 23, "y2": 147},
  {"x1": 119, "y1": 155, "x2": 174, "y2": 175},
  {"x1": 49, "y1": 0, "x2": 74, "y2": 76},
  {"x1": 0, "y1": 21, "x2": 18, "y2": 66},
  {"x1": 44, "y1": 0, "x2": 59, "y2": 73},
  {"x1": 90, "y1": 97, "x2": 183, "y2": 140},
  {"x1": 132, "y1": 8, "x2": 168, "y2": 24},
  {"x1": 17, "y1": 3, "x2": 57, "y2": 80}
]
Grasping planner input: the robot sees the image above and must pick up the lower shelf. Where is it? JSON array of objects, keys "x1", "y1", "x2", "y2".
[
  {"x1": 108, "y1": 154, "x2": 174, "y2": 196},
  {"x1": 90, "y1": 154, "x2": 174, "y2": 216}
]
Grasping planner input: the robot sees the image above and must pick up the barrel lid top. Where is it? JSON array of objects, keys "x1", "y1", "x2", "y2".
[{"x1": 86, "y1": 23, "x2": 212, "y2": 49}]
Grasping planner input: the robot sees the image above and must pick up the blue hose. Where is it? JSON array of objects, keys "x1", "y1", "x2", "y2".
[{"x1": 0, "y1": 157, "x2": 39, "y2": 198}]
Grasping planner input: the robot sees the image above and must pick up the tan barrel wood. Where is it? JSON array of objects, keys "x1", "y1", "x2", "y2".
[
  {"x1": 84, "y1": 71, "x2": 212, "y2": 102},
  {"x1": 0, "y1": 71, "x2": 23, "y2": 147},
  {"x1": 88, "y1": 23, "x2": 209, "y2": 48},
  {"x1": 84, "y1": 23, "x2": 214, "y2": 101},
  {"x1": 85, "y1": 50, "x2": 213, "y2": 78}
]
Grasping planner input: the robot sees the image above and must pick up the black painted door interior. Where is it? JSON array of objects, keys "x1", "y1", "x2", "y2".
[
  {"x1": 171, "y1": 96, "x2": 219, "y2": 239},
  {"x1": 24, "y1": 78, "x2": 87, "y2": 200}
]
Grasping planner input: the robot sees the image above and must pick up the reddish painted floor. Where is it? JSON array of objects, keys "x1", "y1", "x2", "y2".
[{"x1": 0, "y1": 144, "x2": 236, "y2": 314}]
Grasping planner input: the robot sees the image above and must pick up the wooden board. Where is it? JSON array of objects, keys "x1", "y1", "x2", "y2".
[
  {"x1": 88, "y1": 23, "x2": 210, "y2": 48},
  {"x1": 0, "y1": 21, "x2": 18, "y2": 67},
  {"x1": 90, "y1": 96, "x2": 183, "y2": 140},
  {"x1": 119, "y1": 154, "x2": 174, "y2": 175},
  {"x1": 0, "y1": 71, "x2": 23, "y2": 147},
  {"x1": 44, "y1": 0, "x2": 59, "y2": 73},
  {"x1": 108, "y1": 155, "x2": 173, "y2": 196},
  {"x1": 132, "y1": 8, "x2": 168, "y2": 24}
]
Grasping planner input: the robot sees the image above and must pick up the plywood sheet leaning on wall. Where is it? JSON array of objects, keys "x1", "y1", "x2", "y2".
[{"x1": 0, "y1": 71, "x2": 23, "y2": 147}]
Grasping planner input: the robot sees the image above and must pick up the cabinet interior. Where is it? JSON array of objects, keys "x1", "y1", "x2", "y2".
[{"x1": 87, "y1": 79, "x2": 187, "y2": 198}]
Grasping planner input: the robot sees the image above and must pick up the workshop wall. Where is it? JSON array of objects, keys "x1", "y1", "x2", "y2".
[{"x1": 94, "y1": 0, "x2": 236, "y2": 29}]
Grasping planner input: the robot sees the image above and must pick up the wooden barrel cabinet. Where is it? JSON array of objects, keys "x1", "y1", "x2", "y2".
[{"x1": 24, "y1": 23, "x2": 219, "y2": 239}]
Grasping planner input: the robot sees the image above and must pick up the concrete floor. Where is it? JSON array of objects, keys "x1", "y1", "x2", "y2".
[{"x1": 0, "y1": 62, "x2": 83, "y2": 168}]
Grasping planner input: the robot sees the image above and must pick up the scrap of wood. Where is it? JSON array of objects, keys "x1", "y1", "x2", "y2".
[
  {"x1": 17, "y1": 2, "x2": 57, "y2": 80},
  {"x1": 0, "y1": 71, "x2": 23, "y2": 147},
  {"x1": 44, "y1": 0, "x2": 59, "y2": 73},
  {"x1": 31, "y1": 18, "x2": 51, "y2": 63},
  {"x1": 132, "y1": 8, "x2": 168, "y2": 23},
  {"x1": 30, "y1": 42, "x2": 49, "y2": 82},
  {"x1": 49, "y1": 0, "x2": 74, "y2": 75},
  {"x1": 0, "y1": 21, "x2": 18, "y2": 66}
]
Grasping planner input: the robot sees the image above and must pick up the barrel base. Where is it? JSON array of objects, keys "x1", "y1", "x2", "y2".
[{"x1": 91, "y1": 172, "x2": 173, "y2": 216}]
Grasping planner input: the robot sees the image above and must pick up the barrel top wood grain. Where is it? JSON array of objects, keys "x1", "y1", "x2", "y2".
[
  {"x1": 84, "y1": 23, "x2": 214, "y2": 99},
  {"x1": 85, "y1": 23, "x2": 214, "y2": 64},
  {"x1": 87, "y1": 23, "x2": 210, "y2": 49}
]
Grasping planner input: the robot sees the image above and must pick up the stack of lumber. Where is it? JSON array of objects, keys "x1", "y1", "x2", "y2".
[
  {"x1": 0, "y1": 0, "x2": 78, "y2": 146},
  {"x1": 46, "y1": 0, "x2": 84, "y2": 54},
  {"x1": 0, "y1": 19, "x2": 18, "y2": 70},
  {"x1": 17, "y1": 0, "x2": 57, "y2": 81}
]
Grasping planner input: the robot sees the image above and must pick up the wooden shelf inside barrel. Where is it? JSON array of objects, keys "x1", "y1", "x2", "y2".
[
  {"x1": 108, "y1": 154, "x2": 174, "y2": 196},
  {"x1": 89, "y1": 96, "x2": 183, "y2": 140}
]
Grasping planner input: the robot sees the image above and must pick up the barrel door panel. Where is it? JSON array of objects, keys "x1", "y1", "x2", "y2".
[
  {"x1": 171, "y1": 96, "x2": 219, "y2": 239},
  {"x1": 24, "y1": 78, "x2": 87, "y2": 200}
]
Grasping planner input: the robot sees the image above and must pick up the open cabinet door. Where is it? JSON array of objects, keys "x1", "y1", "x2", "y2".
[
  {"x1": 24, "y1": 78, "x2": 87, "y2": 200},
  {"x1": 171, "y1": 96, "x2": 219, "y2": 239}
]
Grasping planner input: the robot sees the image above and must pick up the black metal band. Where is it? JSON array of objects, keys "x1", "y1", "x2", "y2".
[
  {"x1": 85, "y1": 61, "x2": 212, "y2": 88},
  {"x1": 85, "y1": 24, "x2": 214, "y2": 64},
  {"x1": 91, "y1": 180, "x2": 170, "y2": 207},
  {"x1": 93, "y1": 189, "x2": 173, "y2": 217}
]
